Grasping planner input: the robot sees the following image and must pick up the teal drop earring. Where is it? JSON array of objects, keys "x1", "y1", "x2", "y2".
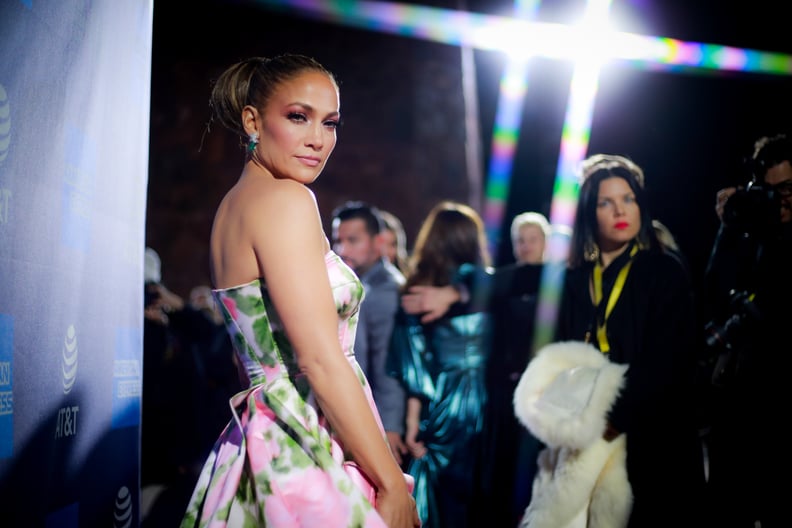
[{"x1": 247, "y1": 132, "x2": 259, "y2": 154}]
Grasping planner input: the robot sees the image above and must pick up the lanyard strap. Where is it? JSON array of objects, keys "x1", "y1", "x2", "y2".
[{"x1": 591, "y1": 245, "x2": 639, "y2": 353}]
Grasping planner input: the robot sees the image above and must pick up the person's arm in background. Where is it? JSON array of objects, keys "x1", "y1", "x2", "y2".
[
  {"x1": 254, "y1": 184, "x2": 417, "y2": 527},
  {"x1": 703, "y1": 186, "x2": 756, "y2": 323},
  {"x1": 144, "y1": 282, "x2": 185, "y2": 325},
  {"x1": 404, "y1": 397, "x2": 427, "y2": 459},
  {"x1": 714, "y1": 186, "x2": 738, "y2": 223},
  {"x1": 387, "y1": 306, "x2": 433, "y2": 461},
  {"x1": 400, "y1": 265, "x2": 495, "y2": 323},
  {"x1": 401, "y1": 284, "x2": 461, "y2": 323}
]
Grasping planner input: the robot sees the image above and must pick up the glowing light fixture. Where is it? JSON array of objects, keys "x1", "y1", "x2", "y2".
[{"x1": 252, "y1": 0, "x2": 792, "y2": 75}]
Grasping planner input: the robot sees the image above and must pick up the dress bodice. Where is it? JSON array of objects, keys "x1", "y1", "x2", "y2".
[
  {"x1": 211, "y1": 251, "x2": 365, "y2": 388},
  {"x1": 184, "y1": 250, "x2": 401, "y2": 527}
]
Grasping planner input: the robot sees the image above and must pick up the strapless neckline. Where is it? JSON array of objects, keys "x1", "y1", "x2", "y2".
[{"x1": 212, "y1": 250, "x2": 339, "y2": 293}]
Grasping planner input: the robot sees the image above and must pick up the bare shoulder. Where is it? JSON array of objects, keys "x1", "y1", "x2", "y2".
[
  {"x1": 211, "y1": 177, "x2": 325, "y2": 277},
  {"x1": 218, "y1": 178, "x2": 315, "y2": 223},
  {"x1": 247, "y1": 179, "x2": 320, "y2": 226},
  {"x1": 212, "y1": 179, "x2": 322, "y2": 247},
  {"x1": 234, "y1": 179, "x2": 329, "y2": 259}
]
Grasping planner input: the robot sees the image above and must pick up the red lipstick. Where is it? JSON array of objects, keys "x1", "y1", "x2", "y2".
[{"x1": 614, "y1": 221, "x2": 629, "y2": 229}]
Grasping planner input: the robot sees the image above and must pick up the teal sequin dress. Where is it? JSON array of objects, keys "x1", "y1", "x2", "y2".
[{"x1": 388, "y1": 274, "x2": 494, "y2": 528}]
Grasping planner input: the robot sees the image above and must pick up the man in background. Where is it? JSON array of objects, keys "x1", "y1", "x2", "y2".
[{"x1": 331, "y1": 201, "x2": 408, "y2": 464}]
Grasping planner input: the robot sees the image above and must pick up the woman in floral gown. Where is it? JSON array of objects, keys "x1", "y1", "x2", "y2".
[{"x1": 180, "y1": 54, "x2": 419, "y2": 528}]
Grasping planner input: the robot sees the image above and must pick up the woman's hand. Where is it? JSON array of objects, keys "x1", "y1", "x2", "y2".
[
  {"x1": 404, "y1": 419, "x2": 427, "y2": 459},
  {"x1": 715, "y1": 186, "x2": 739, "y2": 222},
  {"x1": 376, "y1": 485, "x2": 421, "y2": 527},
  {"x1": 404, "y1": 398, "x2": 427, "y2": 459},
  {"x1": 386, "y1": 431, "x2": 408, "y2": 466}
]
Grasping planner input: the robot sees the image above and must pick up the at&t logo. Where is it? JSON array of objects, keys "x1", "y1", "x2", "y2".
[
  {"x1": 114, "y1": 486, "x2": 133, "y2": 528},
  {"x1": 62, "y1": 324, "x2": 78, "y2": 394},
  {"x1": 55, "y1": 325, "x2": 80, "y2": 439}
]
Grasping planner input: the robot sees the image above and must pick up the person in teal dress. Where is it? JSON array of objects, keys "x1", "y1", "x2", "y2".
[{"x1": 388, "y1": 201, "x2": 494, "y2": 528}]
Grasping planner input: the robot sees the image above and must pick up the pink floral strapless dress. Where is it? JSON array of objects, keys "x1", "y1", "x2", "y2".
[{"x1": 181, "y1": 251, "x2": 408, "y2": 527}]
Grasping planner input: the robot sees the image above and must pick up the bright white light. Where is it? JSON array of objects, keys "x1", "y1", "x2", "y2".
[
  {"x1": 486, "y1": 0, "x2": 620, "y2": 68},
  {"x1": 607, "y1": 32, "x2": 666, "y2": 61},
  {"x1": 474, "y1": 20, "x2": 583, "y2": 61},
  {"x1": 572, "y1": 0, "x2": 615, "y2": 66}
]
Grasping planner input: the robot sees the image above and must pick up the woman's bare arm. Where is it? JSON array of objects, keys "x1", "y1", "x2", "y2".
[{"x1": 250, "y1": 182, "x2": 417, "y2": 526}]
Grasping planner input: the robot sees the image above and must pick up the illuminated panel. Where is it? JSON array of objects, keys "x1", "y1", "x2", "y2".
[
  {"x1": 482, "y1": 0, "x2": 540, "y2": 257},
  {"x1": 253, "y1": 0, "x2": 792, "y2": 74},
  {"x1": 531, "y1": 0, "x2": 611, "y2": 350},
  {"x1": 531, "y1": 61, "x2": 600, "y2": 350},
  {"x1": 608, "y1": 33, "x2": 792, "y2": 74}
]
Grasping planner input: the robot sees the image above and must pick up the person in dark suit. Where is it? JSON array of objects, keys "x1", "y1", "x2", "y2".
[
  {"x1": 703, "y1": 133, "x2": 792, "y2": 527},
  {"x1": 332, "y1": 201, "x2": 408, "y2": 464}
]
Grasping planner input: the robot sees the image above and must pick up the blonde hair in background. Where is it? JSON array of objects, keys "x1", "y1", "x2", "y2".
[{"x1": 510, "y1": 211, "x2": 551, "y2": 244}]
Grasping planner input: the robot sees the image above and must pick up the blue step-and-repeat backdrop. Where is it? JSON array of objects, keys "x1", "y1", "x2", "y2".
[{"x1": 0, "y1": 0, "x2": 152, "y2": 526}]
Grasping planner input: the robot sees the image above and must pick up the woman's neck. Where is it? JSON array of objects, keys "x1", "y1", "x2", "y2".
[
  {"x1": 239, "y1": 159, "x2": 275, "y2": 182},
  {"x1": 599, "y1": 241, "x2": 631, "y2": 270}
]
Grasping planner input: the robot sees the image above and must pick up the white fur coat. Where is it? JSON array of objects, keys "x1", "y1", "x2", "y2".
[{"x1": 513, "y1": 341, "x2": 633, "y2": 528}]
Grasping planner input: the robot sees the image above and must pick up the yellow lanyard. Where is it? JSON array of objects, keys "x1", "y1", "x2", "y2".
[{"x1": 591, "y1": 245, "x2": 639, "y2": 353}]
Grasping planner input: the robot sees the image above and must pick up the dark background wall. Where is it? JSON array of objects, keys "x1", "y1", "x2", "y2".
[{"x1": 147, "y1": 0, "x2": 792, "y2": 298}]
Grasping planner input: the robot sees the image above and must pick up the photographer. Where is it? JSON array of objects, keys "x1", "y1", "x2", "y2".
[{"x1": 703, "y1": 133, "x2": 792, "y2": 527}]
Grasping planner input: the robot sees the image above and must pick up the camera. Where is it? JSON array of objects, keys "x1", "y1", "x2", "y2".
[
  {"x1": 704, "y1": 289, "x2": 762, "y2": 387},
  {"x1": 722, "y1": 181, "x2": 781, "y2": 237}
]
